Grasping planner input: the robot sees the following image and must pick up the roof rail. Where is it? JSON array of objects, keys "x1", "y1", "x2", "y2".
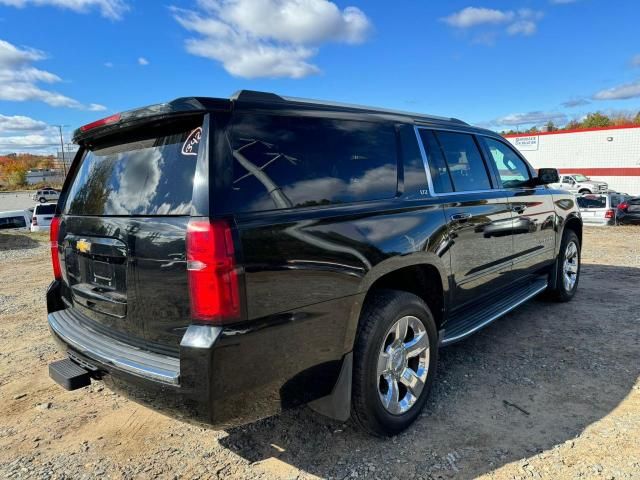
[{"x1": 230, "y1": 90, "x2": 468, "y2": 126}]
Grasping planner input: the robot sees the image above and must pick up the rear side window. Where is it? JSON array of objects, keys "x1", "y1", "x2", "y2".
[
  {"x1": 417, "y1": 130, "x2": 453, "y2": 194},
  {"x1": 423, "y1": 131, "x2": 491, "y2": 192},
  {"x1": 64, "y1": 123, "x2": 201, "y2": 215},
  {"x1": 35, "y1": 204, "x2": 56, "y2": 215},
  {"x1": 0, "y1": 216, "x2": 26, "y2": 229},
  {"x1": 577, "y1": 195, "x2": 606, "y2": 208},
  {"x1": 226, "y1": 114, "x2": 397, "y2": 212}
]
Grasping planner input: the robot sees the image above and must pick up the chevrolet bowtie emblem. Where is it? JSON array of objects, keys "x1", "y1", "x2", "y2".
[{"x1": 76, "y1": 239, "x2": 91, "y2": 254}]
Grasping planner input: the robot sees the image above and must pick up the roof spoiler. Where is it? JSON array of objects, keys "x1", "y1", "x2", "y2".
[{"x1": 73, "y1": 97, "x2": 230, "y2": 144}]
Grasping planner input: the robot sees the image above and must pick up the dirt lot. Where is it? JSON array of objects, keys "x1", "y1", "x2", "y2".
[{"x1": 0, "y1": 227, "x2": 639, "y2": 480}]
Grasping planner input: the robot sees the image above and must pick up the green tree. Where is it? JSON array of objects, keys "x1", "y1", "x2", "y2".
[
  {"x1": 582, "y1": 112, "x2": 611, "y2": 128},
  {"x1": 546, "y1": 120, "x2": 557, "y2": 132},
  {"x1": 634, "y1": 112, "x2": 640, "y2": 125}
]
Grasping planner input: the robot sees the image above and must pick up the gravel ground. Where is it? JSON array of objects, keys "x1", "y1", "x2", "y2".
[
  {"x1": 0, "y1": 192, "x2": 39, "y2": 212},
  {"x1": 0, "y1": 227, "x2": 639, "y2": 480}
]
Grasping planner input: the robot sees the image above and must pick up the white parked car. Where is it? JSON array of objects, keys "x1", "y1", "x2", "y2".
[
  {"x1": 0, "y1": 210, "x2": 32, "y2": 231},
  {"x1": 32, "y1": 189, "x2": 60, "y2": 203},
  {"x1": 576, "y1": 193, "x2": 630, "y2": 226},
  {"x1": 30, "y1": 203, "x2": 57, "y2": 232},
  {"x1": 552, "y1": 173, "x2": 608, "y2": 194}
]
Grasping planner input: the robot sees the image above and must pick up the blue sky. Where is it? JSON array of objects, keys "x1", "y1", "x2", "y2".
[{"x1": 0, "y1": 0, "x2": 639, "y2": 153}]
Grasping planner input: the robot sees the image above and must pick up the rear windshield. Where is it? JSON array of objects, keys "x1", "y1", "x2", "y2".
[
  {"x1": 35, "y1": 204, "x2": 56, "y2": 215},
  {"x1": 577, "y1": 195, "x2": 606, "y2": 209},
  {"x1": 64, "y1": 122, "x2": 202, "y2": 216}
]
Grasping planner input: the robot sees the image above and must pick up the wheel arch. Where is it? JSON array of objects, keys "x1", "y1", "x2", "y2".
[{"x1": 343, "y1": 255, "x2": 449, "y2": 354}]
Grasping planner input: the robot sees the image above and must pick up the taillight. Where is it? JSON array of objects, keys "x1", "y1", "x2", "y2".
[
  {"x1": 50, "y1": 216, "x2": 62, "y2": 280},
  {"x1": 618, "y1": 202, "x2": 629, "y2": 212},
  {"x1": 186, "y1": 219, "x2": 240, "y2": 324},
  {"x1": 604, "y1": 209, "x2": 615, "y2": 219},
  {"x1": 32, "y1": 216, "x2": 38, "y2": 225},
  {"x1": 80, "y1": 113, "x2": 121, "y2": 132}
]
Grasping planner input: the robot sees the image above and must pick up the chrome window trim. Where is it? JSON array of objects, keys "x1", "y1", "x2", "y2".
[{"x1": 413, "y1": 126, "x2": 499, "y2": 197}]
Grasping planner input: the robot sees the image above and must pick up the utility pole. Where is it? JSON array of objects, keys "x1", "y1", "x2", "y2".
[{"x1": 53, "y1": 125, "x2": 69, "y2": 177}]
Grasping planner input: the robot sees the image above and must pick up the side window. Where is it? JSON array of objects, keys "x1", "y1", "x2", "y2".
[
  {"x1": 417, "y1": 130, "x2": 453, "y2": 194},
  {"x1": 432, "y1": 131, "x2": 491, "y2": 192},
  {"x1": 483, "y1": 138, "x2": 531, "y2": 188},
  {"x1": 399, "y1": 125, "x2": 430, "y2": 199},
  {"x1": 226, "y1": 114, "x2": 398, "y2": 212},
  {"x1": 0, "y1": 216, "x2": 26, "y2": 229}
]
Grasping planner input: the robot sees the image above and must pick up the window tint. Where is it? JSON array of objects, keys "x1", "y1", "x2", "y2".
[
  {"x1": 64, "y1": 122, "x2": 201, "y2": 216},
  {"x1": 483, "y1": 138, "x2": 531, "y2": 188},
  {"x1": 577, "y1": 195, "x2": 606, "y2": 209},
  {"x1": 227, "y1": 114, "x2": 397, "y2": 212},
  {"x1": 36, "y1": 204, "x2": 56, "y2": 215},
  {"x1": 0, "y1": 216, "x2": 26, "y2": 229},
  {"x1": 418, "y1": 130, "x2": 453, "y2": 194},
  {"x1": 399, "y1": 125, "x2": 430, "y2": 199},
  {"x1": 433, "y1": 132, "x2": 491, "y2": 192}
]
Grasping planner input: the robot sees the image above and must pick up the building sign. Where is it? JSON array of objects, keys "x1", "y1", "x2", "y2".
[{"x1": 513, "y1": 135, "x2": 539, "y2": 151}]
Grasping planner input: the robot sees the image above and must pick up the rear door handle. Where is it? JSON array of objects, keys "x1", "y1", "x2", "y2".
[{"x1": 450, "y1": 213, "x2": 472, "y2": 222}]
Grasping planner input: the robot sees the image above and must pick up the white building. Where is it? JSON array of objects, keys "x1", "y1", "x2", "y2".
[
  {"x1": 26, "y1": 168, "x2": 64, "y2": 185},
  {"x1": 505, "y1": 125, "x2": 640, "y2": 195}
]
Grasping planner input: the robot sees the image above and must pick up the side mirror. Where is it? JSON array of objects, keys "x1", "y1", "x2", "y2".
[{"x1": 536, "y1": 168, "x2": 560, "y2": 185}]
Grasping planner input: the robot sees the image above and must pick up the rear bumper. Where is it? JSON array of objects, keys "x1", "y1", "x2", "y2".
[
  {"x1": 46, "y1": 281, "x2": 227, "y2": 426},
  {"x1": 46, "y1": 280, "x2": 349, "y2": 428},
  {"x1": 618, "y1": 212, "x2": 640, "y2": 224}
]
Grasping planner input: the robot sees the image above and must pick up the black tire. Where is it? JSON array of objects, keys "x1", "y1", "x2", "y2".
[
  {"x1": 351, "y1": 289, "x2": 438, "y2": 437},
  {"x1": 578, "y1": 189, "x2": 591, "y2": 194},
  {"x1": 548, "y1": 229, "x2": 581, "y2": 302},
  {"x1": 39, "y1": 197, "x2": 46, "y2": 203}
]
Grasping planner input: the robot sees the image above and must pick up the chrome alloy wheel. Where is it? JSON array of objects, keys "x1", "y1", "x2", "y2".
[
  {"x1": 563, "y1": 241, "x2": 579, "y2": 291},
  {"x1": 377, "y1": 315, "x2": 429, "y2": 415}
]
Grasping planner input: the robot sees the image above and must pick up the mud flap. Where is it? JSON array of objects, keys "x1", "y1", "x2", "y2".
[{"x1": 308, "y1": 352, "x2": 352, "y2": 422}]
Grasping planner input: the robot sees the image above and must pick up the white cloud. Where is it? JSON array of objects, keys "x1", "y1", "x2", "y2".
[
  {"x1": 442, "y1": 7, "x2": 514, "y2": 28},
  {"x1": 0, "y1": 38, "x2": 106, "y2": 110},
  {"x1": 0, "y1": 114, "x2": 48, "y2": 133},
  {"x1": 507, "y1": 20, "x2": 537, "y2": 36},
  {"x1": 0, "y1": 0, "x2": 129, "y2": 20},
  {"x1": 562, "y1": 98, "x2": 590, "y2": 108},
  {"x1": 489, "y1": 111, "x2": 568, "y2": 128},
  {"x1": 442, "y1": 6, "x2": 543, "y2": 40},
  {"x1": 137, "y1": 56, "x2": 149, "y2": 66},
  {"x1": 593, "y1": 80, "x2": 640, "y2": 101},
  {"x1": 172, "y1": 0, "x2": 372, "y2": 79}
]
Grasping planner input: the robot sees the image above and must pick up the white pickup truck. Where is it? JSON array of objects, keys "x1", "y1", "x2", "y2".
[{"x1": 552, "y1": 173, "x2": 608, "y2": 194}]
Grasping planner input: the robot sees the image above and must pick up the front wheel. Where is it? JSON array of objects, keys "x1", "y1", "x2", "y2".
[
  {"x1": 548, "y1": 230, "x2": 581, "y2": 301},
  {"x1": 351, "y1": 289, "x2": 438, "y2": 436},
  {"x1": 39, "y1": 197, "x2": 46, "y2": 203}
]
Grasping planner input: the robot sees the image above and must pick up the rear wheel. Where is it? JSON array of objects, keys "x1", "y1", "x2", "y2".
[
  {"x1": 39, "y1": 197, "x2": 46, "y2": 203},
  {"x1": 548, "y1": 230, "x2": 580, "y2": 301},
  {"x1": 351, "y1": 289, "x2": 438, "y2": 436}
]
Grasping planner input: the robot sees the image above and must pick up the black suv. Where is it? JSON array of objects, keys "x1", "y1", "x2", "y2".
[{"x1": 47, "y1": 91, "x2": 582, "y2": 436}]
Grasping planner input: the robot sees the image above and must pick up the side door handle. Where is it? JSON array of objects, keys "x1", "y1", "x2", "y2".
[{"x1": 450, "y1": 213, "x2": 472, "y2": 222}]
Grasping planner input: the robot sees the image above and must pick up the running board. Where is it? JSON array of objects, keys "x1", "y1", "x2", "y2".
[{"x1": 441, "y1": 278, "x2": 548, "y2": 346}]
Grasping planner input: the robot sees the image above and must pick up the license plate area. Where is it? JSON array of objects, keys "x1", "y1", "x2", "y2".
[
  {"x1": 63, "y1": 235, "x2": 128, "y2": 317},
  {"x1": 91, "y1": 260, "x2": 114, "y2": 287}
]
